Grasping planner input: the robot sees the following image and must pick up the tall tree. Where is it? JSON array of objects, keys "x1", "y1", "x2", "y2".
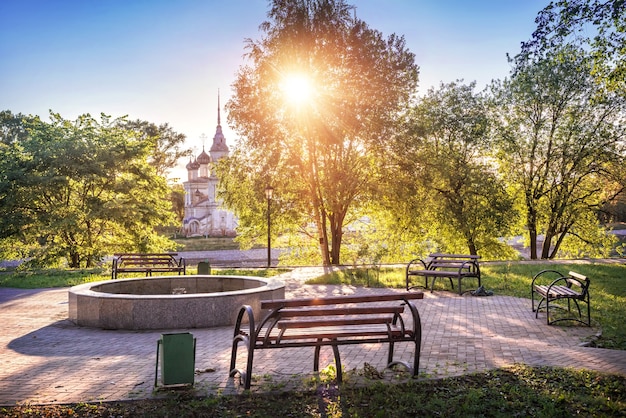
[
  {"x1": 0, "y1": 112, "x2": 177, "y2": 268},
  {"x1": 386, "y1": 82, "x2": 517, "y2": 258},
  {"x1": 492, "y1": 46, "x2": 625, "y2": 259},
  {"x1": 222, "y1": 0, "x2": 419, "y2": 265}
]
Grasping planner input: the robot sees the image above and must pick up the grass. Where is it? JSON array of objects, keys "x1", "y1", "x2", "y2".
[
  {"x1": 2, "y1": 365, "x2": 625, "y2": 417},
  {"x1": 309, "y1": 261, "x2": 626, "y2": 350},
  {"x1": 0, "y1": 267, "x2": 288, "y2": 288}
]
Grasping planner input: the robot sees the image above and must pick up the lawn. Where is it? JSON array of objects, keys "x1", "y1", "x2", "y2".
[
  {"x1": 2, "y1": 365, "x2": 625, "y2": 417},
  {"x1": 0, "y1": 266, "x2": 287, "y2": 288}
]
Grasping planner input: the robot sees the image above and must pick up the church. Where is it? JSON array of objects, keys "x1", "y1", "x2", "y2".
[{"x1": 181, "y1": 97, "x2": 237, "y2": 237}]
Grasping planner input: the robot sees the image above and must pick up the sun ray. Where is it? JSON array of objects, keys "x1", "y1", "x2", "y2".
[{"x1": 281, "y1": 73, "x2": 313, "y2": 105}]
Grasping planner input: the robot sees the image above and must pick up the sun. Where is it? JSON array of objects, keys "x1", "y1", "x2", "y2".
[{"x1": 281, "y1": 73, "x2": 314, "y2": 105}]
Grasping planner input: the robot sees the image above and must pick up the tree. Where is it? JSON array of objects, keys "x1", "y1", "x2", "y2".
[
  {"x1": 492, "y1": 46, "x2": 625, "y2": 259},
  {"x1": 0, "y1": 112, "x2": 177, "y2": 268},
  {"x1": 520, "y1": 0, "x2": 626, "y2": 91},
  {"x1": 0, "y1": 111, "x2": 38, "y2": 241},
  {"x1": 170, "y1": 183, "x2": 186, "y2": 225},
  {"x1": 222, "y1": 0, "x2": 419, "y2": 265},
  {"x1": 386, "y1": 82, "x2": 517, "y2": 259},
  {"x1": 119, "y1": 119, "x2": 191, "y2": 177}
]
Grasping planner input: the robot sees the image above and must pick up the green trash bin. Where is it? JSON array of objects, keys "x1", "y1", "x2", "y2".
[
  {"x1": 197, "y1": 260, "x2": 211, "y2": 275},
  {"x1": 155, "y1": 332, "x2": 196, "y2": 387}
]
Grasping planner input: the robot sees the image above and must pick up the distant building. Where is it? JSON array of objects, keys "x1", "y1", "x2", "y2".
[{"x1": 181, "y1": 95, "x2": 237, "y2": 237}]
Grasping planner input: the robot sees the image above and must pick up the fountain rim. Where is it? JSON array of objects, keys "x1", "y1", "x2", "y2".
[{"x1": 69, "y1": 274, "x2": 285, "y2": 299}]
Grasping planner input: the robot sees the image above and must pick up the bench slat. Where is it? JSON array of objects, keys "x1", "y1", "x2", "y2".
[
  {"x1": 277, "y1": 316, "x2": 393, "y2": 329},
  {"x1": 260, "y1": 326, "x2": 408, "y2": 343},
  {"x1": 534, "y1": 285, "x2": 583, "y2": 298},
  {"x1": 429, "y1": 253, "x2": 479, "y2": 259},
  {"x1": 261, "y1": 293, "x2": 423, "y2": 309},
  {"x1": 278, "y1": 306, "x2": 404, "y2": 317},
  {"x1": 407, "y1": 270, "x2": 478, "y2": 277}
]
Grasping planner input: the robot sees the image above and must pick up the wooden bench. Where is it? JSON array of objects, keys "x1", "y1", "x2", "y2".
[
  {"x1": 111, "y1": 253, "x2": 186, "y2": 280},
  {"x1": 229, "y1": 293, "x2": 424, "y2": 389},
  {"x1": 531, "y1": 270, "x2": 591, "y2": 326},
  {"x1": 406, "y1": 253, "x2": 481, "y2": 295}
]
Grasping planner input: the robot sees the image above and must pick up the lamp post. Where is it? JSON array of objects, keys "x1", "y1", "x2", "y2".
[{"x1": 264, "y1": 185, "x2": 274, "y2": 268}]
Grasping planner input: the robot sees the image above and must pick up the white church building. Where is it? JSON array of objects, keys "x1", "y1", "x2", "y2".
[{"x1": 181, "y1": 98, "x2": 237, "y2": 237}]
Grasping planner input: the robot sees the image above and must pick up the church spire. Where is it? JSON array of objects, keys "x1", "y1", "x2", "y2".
[
  {"x1": 210, "y1": 89, "x2": 229, "y2": 156},
  {"x1": 217, "y1": 89, "x2": 221, "y2": 126}
]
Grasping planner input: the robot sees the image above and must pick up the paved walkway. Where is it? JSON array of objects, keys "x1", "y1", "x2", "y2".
[{"x1": 1, "y1": 267, "x2": 625, "y2": 406}]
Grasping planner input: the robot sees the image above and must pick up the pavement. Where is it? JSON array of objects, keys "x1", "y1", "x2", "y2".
[{"x1": 1, "y1": 266, "x2": 626, "y2": 406}]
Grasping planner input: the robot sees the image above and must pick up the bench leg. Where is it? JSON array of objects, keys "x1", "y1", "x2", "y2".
[
  {"x1": 229, "y1": 335, "x2": 254, "y2": 389},
  {"x1": 387, "y1": 342, "x2": 395, "y2": 365},
  {"x1": 331, "y1": 342, "x2": 342, "y2": 383},
  {"x1": 313, "y1": 342, "x2": 321, "y2": 372},
  {"x1": 430, "y1": 276, "x2": 455, "y2": 293},
  {"x1": 313, "y1": 340, "x2": 343, "y2": 383},
  {"x1": 406, "y1": 275, "x2": 429, "y2": 292}
]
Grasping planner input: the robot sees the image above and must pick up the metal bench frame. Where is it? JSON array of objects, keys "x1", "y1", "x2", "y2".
[
  {"x1": 229, "y1": 293, "x2": 423, "y2": 389},
  {"x1": 406, "y1": 253, "x2": 481, "y2": 295},
  {"x1": 531, "y1": 270, "x2": 591, "y2": 326}
]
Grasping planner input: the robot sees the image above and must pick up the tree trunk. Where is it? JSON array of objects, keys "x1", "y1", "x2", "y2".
[
  {"x1": 316, "y1": 210, "x2": 331, "y2": 266},
  {"x1": 526, "y1": 193, "x2": 539, "y2": 259},
  {"x1": 69, "y1": 250, "x2": 80, "y2": 269},
  {"x1": 528, "y1": 219, "x2": 538, "y2": 260},
  {"x1": 549, "y1": 229, "x2": 568, "y2": 259},
  {"x1": 466, "y1": 238, "x2": 477, "y2": 256},
  {"x1": 330, "y1": 222, "x2": 343, "y2": 265},
  {"x1": 541, "y1": 232, "x2": 553, "y2": 259}
]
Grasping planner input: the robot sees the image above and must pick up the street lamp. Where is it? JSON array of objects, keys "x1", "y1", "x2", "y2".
[{"x1": 264, "y1": 185, "x2": 274, "y2": 268}]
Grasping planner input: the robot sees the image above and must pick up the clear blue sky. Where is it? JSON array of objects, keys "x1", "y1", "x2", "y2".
[{"x1": 0, "y1": 0, "x2": 548, "y2": 178}]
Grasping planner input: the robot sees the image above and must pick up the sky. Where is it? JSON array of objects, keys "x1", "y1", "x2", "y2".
[{"x1": 0, "y1": 0, "x2": 549, "y2": 180}]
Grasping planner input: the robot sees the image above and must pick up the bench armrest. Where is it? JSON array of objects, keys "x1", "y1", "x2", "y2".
[
  {"x1": 406, "y1": 258, "x2": 428, "y2": 272},
  {"x1": 233, "y1": 305, "x2": 256, "y2": 340},
  {"x1": 458, "y1": 259, "x2": 479, "y2": 275},
  {"x1": 531, "y1": 269, "x2": 564, "y2": 287}
]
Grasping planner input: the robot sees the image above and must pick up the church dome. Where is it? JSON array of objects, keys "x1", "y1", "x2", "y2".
[
  {"x1": 186, "y1": 158, "x2": 200, "y2": 170},
  {"x1": 197, "y1": 148, "x2": 211, "y2": 164}
]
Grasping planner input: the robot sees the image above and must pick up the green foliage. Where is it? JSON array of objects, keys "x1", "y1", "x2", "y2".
[
  {"x1": 386, "y1": 81, "x2": 518, "y2": 258},
  {"x1": 0, "y1": 112, "x2": 180, "y2": 267},
  {"x1": 119, "y1": 119, "x2": 191, "y2": 177},
  {"x1": 520, "y1": 0, "x2": 626, "y2": 91},
  {"x1": 169, "y1": 183, "x2": 186, "y2": 224}
]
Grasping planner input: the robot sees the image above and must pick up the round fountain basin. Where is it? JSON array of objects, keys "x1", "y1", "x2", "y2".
[{"x1": 68, "y1": 275, "x2": 285, "y2": 330}]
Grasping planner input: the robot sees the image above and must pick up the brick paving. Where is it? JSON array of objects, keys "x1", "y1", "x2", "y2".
[{"x1": 1, "y1": 266, "x2": 625, "y2": 406}]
